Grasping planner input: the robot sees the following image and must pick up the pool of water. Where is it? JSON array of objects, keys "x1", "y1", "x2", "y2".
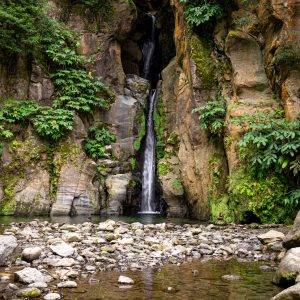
[
  {"x1": 51, "y1": 259, "x2": 282, "y2": 300},
  {"x1": 0, "y1": 214, "x2": 200, "y2": 226}
]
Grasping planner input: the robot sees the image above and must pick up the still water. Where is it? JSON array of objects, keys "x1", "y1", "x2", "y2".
[
  {"x1": 0, "y1": 214, "x2": 199, "y2": 225},
  {"x1": 54, "y1": 259, "x2": 281, "y2": 300}
]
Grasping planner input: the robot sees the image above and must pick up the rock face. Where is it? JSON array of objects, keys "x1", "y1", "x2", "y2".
[{"x1": 0, "y1": 235, "x2": 18, "y2": 266}]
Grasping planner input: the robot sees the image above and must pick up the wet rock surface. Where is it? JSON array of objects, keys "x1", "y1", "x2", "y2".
[{"x1": 0, "y1": 220, "x2": 287, "y2": 299}]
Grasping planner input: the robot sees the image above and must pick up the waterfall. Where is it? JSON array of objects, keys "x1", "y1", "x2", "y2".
[{"x1": 140, "y1": 13, "x2": 158, "y2": 214}]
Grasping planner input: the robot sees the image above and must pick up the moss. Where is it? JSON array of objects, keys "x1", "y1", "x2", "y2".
[
  {"x1": 21, "y1": 288, "x2": 41, "y2": 298},
  {"x1": 279, "y1": 272, "x2": 297, "y2": 286},
  {"x1": 210, "y1": 195, "x2": 234, "y2": 224},
  {"x1": 130, "y1": 158, "x2": 136, "y2": 170},
  {"x1": 274, "y1": 43, "x2": 300, "y2": 70},
  {"x1": 172, "y1": 178, "x2": 183, "y2": 190},
  {"x1": 190, "y1": 34, "x2": 216, "y2": 88},
  {"x1": 134, "y1": 112, "x2": 146, "y2": 151},
  {"x1": 157, "y1": 162, "x2": 171, "y2": 176},
  {"x1": 48, "y1": 140, "x2": 81, "y2": 201},
  {"x1": 228, "y1": 169, "x2": 292, "y2": 224},
  {"x1": 167, "y1": 131, "x2": 179, "y2": 147},
  {"x1": 153, "y1": 95, "x2": 167, "y2": 160},
  {"x1": 209, "y1": 154, "x2": 222, "y2": 186}
]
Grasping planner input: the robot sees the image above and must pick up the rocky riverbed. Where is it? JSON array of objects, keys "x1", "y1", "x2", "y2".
[{"x1": 0, "y1": 219, "x2": 288, "y2": 299}]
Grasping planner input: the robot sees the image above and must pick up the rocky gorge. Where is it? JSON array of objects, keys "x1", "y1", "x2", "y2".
[{"x1": 1, "y1": 0, "x2": 300, "y2": 222}]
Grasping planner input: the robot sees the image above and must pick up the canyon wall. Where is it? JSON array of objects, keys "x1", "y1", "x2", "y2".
[{"x1": 0, "y1": 0, "x2": 299, "y2": 221}]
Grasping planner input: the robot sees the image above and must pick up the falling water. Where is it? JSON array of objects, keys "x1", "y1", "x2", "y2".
[
  {"x1": 140, "y1": 13, "x2": 158, "y2": 213},
  {"x1": 141, "y1": 90, "x2": 157, "y2": 213}
]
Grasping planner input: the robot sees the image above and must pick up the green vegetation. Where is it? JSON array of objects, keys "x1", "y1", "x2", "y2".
[
  {"x1": 0, "y1": 0, "x2": 114, "y2": 143},
  {"x1": 172, "y1": 178, "x2": 183, "y2": 190},
  {"x1": 34, "y1": 109, "x2": 74, "y2": 141},
  {"x1": 179, "y1": 0, "x2": 222, "y2": 28},
  {"x1": 85, "y1": 122, "x2": 116, "y2": 159},
  {"x1": 153, "y1": 96, "x2": 167, "y2": 160},
  {"x1": 274, "y1": 43, "x2": 300, "y2": 70},
  {"x1": 231, "y1": 110, "x2": 300, "y2": 176},
  {"x1": 193, "y1": 95, "x2": 226, "y2": 136},
  {"x1": 228, "y1": 169, "x2": 292, "y2": 224},
  {"x1": 134, "y1": 113, "x2": 146, "y2": 151},
  {"x1": 157, "y1": 162, "x2": 171, "y2": 176}
]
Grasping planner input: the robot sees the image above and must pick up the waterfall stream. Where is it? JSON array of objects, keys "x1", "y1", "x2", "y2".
[{"x1": 140, "y1": 13, "x2": 158, "y2": 213}]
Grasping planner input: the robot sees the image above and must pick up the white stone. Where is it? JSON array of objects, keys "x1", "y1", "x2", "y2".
[
  {"x1": 22, "y1": 247, "x2": 42, "y2": 262},
  {"x1": 15, "y1": 267, "x2": 52, "y2": 284},
  {"x1": 0, "y1": 235, "x2": 18, "y2": 266},
  {"x1": 44, "y1": 293, "x2": 61, "y2": 300},
  {"x1": 49, "y1": 242, "x2": 74, "y2": 257},
  {"x1": 118, "y1": 275, "x2": 134, "y2": 284},
  {"x1": 57, "y1": 280, "x2": 78, "y2": 288}
]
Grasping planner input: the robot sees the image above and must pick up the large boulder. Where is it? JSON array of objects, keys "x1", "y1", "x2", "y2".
[
  {"x1": 283, "y1": 212, "x2": 300, "y2": 250},
  {"x1": 271, "y1": 282, "x2": 300, "y2": 300},
  {"x1": 273, "y1": 248, "x2": 300, "y2": 286},
  {"x1": 102, "y1": 174, "x2": 132, "y2": 215},
  {"x1": 0, "y1": 235, "x2": 18, "y2": 266},
  {"x1": 15, "y1": 267, "x2": 52, "y2": 284}
]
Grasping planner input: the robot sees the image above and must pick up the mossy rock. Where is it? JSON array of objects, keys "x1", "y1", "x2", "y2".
[{"x1": 190, "y1": 34, "x2": 216, "y2": 88}]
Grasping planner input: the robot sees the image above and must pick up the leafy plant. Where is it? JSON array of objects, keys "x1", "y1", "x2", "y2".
[
  {"x1": 193, "y1": 95, "x2": 226, "y2": 136},
  {"x1": 0, "y1": 101, "x2": 40, "y2": 123},
  {"x1": 179, "y1": 0, "x2": 222, "y2": 28},
  {"x1": 0, "y1": 0, "x2": 42, "y2": 53},
  {"x1": 85, "y1": 122, "x2": 116, "y2": 159},
  {"x1": 52, "y1": 69, "x2": 111, "y2": 113},
  {"x1": 231, "y1": 110, "x2": 300, "y2": 175},
  {"x1": 33, "y1": 108, "x2": 74, "y2": 141}
]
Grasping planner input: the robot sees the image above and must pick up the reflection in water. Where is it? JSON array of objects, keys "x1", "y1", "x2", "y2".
[
  {"x1": 0, "y1": 214, "x2": 198, "y2": 225},
  {"x1": 0, "y1": 259, "x2": 277, "y2": 300}
]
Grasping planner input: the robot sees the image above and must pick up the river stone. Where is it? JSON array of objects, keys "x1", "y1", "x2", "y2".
[
  {"x1": 44, "y1": 293, "x2": 61, "y2": 300},
  {"x1": 44, "y1": 258, "x2": 76, "y2": 267},
  {"x1": 273, "y1": 248, "x2": 300, "y2": 286},
  {"x1": 271, "y1": 282, "x2": 300, "y2": 299},
  {"x1": 15, "y1": 267, "x2": 52, "y2": 284},
  {"x1": 22, "y1": 247, "x2": 42, "y2": 262},
  {"x1": 16, "y1": 287, "x2": 41, "y2": 298},
  {"x1": 60, "y1": 224, "x2": 78, "y2": 232},
  {"x1": 118, "y1": 275, "x2": 134, "y2": 284},
  {"x1": 222, "y1": 274, "x2": 241, "y2": 281},
  {"x1": 62, "y1": 233, "x2": 82, "y2": 243},
  {"x1": 49, "y1": 242, "x2": 74, "y2": 257},
  {"x1": 257, "y1": 230, "x2": 285, "y2": 245},
  {"x1": 0, "y1": 235, "x2": 18, "y2": 266},
  {"x1": 28, "y1": 282, "x2": 48, "y2": 288},
  {"x1": 57, "y1": 280, "x2": 78, "y2": 288}
]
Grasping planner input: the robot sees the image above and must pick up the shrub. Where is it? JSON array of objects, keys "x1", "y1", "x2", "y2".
[
  {"x1": 0, "y1": 0, "x2": 42, "y2": 53},
  {"x1": 85, "y1": 122, "x2": 116, "y2": 159},
  {"x1": 33, "y1": 108, "x2": 74, "y2": 141},
  {"x1": 231, "y1": 110, "x2": 300, "y2": 176},
  {"x1": 192, "y1": 95, "x2": 226, "y2": 136},
  {"x1": 179, "y1": 0, "x2": 222, "y2": 28},
  {"x1": 52, "y1": 69, "x2": 111, "y2": 113}
]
